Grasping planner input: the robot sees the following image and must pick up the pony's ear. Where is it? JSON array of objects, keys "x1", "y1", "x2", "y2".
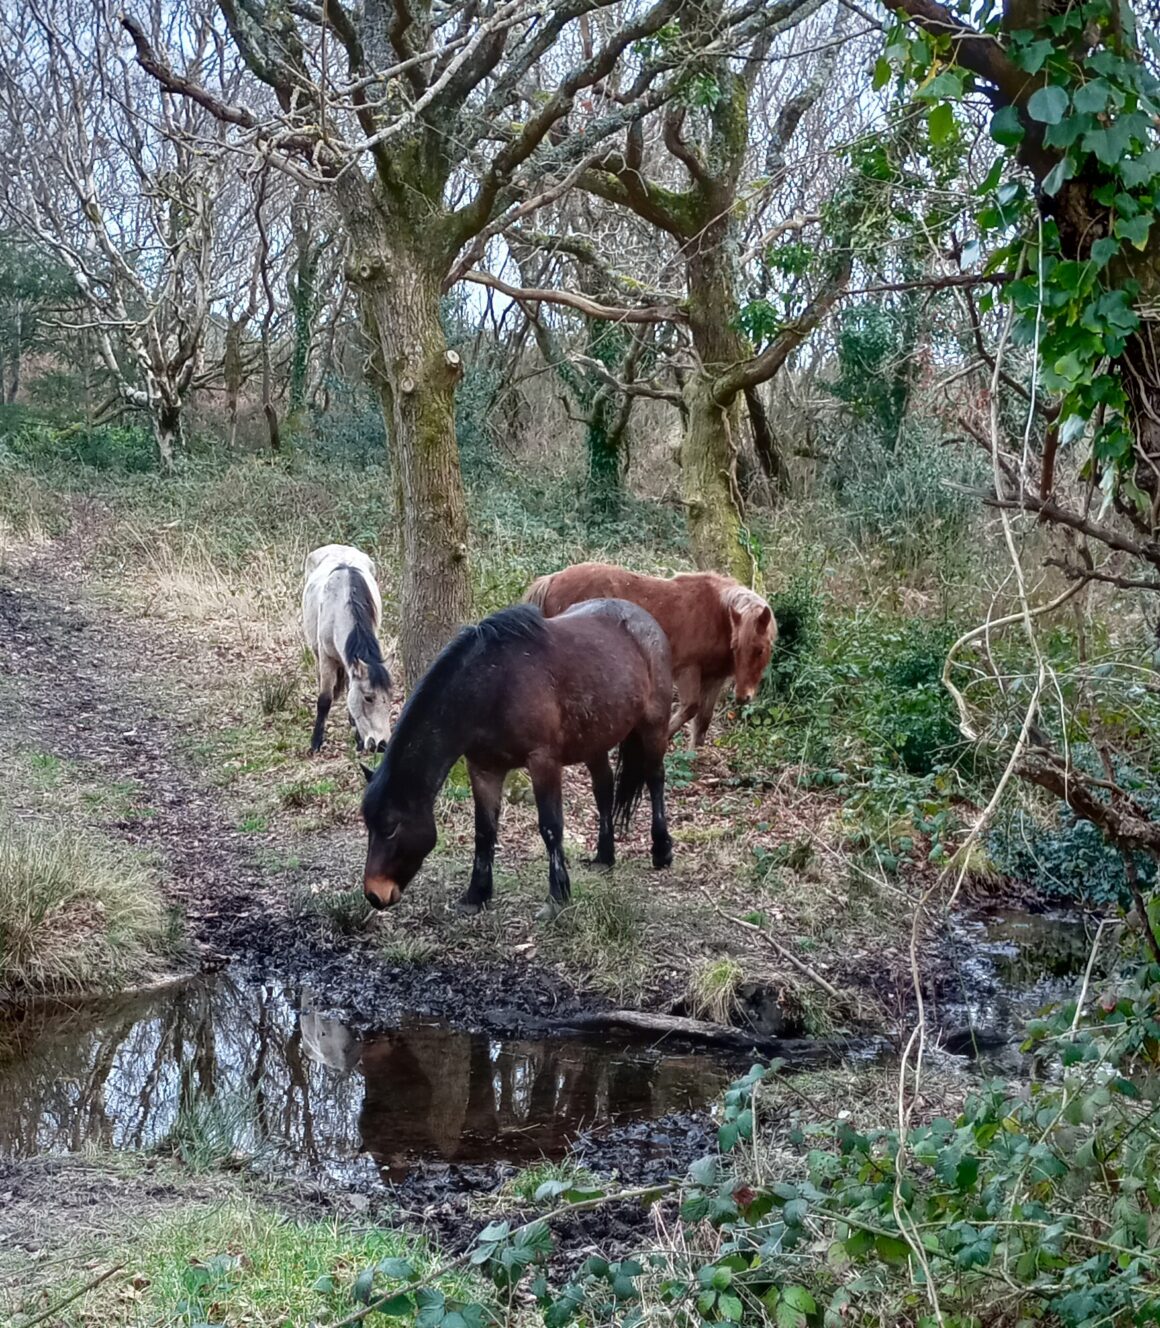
[
  {"x1": 349, "y1": 658, "x2": 368, "y2": 681},
  {"x1": 360, "y1": 762, "x2": 375, "y2": 784},
  {"x1": 757, "y1": 605, "x2": 773, "y2": 631}
]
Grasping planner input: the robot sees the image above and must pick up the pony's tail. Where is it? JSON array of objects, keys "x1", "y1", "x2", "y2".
[
  {"x1": 613, "y1": 732, "x2": 650, "y2": 833},
  {"x1": 523, "y1": 574, "x2": 553, "y2": 609}
]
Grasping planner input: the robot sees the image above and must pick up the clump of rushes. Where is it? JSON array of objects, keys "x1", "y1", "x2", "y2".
[{"x1": 0, "y1": 817, "x2": 175, "y2": 995}]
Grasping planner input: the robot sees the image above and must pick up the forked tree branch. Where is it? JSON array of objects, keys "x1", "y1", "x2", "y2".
[{"x1": 464, "y1": 270, "x2": 685, "y2": 324}]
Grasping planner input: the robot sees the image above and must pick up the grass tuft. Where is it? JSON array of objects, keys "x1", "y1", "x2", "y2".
[
  {"x1": 306, "y1": 885, "x2": 372, "y2": 935},
  {"x1": 381, "y1": 933, "x2": 440, "y2": 965},
  {"x1": 687, "y1": 956, "x2": 745, "y2": 1024},
  {"x1": 258, "y1": 670, "x2": 298, "y2": 716},
  {"x1": 0, "y1": 817, "x2": 175, "y2": 995},
  {"x1": 499, "y1": 1158, "x2": 599, "y2": 1207},
  {"x1": 158, "y1": 1091, "x2": 272, "y2": 1173},
  {"x1": 551, "y1": 877, "x2": 643, "y2": 1000}
]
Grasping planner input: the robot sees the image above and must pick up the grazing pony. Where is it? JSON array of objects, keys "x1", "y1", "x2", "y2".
[
  {"x1": 302, "y1": 544, "x2": 393, "y2": 754},
  {"x1": 525, "y1": 562, "x2": 777, "y2": 747},
  {"x1": 361, "y1": 600, "x2": 673, "y2": 919}
]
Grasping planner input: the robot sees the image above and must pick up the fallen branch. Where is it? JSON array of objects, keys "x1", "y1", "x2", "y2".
[
  {"x1": 696, "y1": 885, "x2": 845, "y2": 1001},
  {"x1": 16, "y1": 1264, "x2": 126, "y2": 1328},
  {"x1": 558, "y1": 1007, "x2": 836, "y2": 1060}
]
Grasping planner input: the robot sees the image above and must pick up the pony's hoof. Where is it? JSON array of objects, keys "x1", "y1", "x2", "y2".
[
  {"x1": 536, "y1": 900, "x2": 565, "y2": 923},
  {"x1": 582, "y1": 856, "x2": 614, "y2": 874},
  {"x1": 456, "y1": 898, "x2": 487, "y2": 916},
  {"x1": 652, "y1": 842, "x2": 673, "y2": 869}
]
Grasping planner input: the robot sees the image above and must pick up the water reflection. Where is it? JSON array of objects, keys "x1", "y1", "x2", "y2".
[
  {"x1": 0, "y1": 975, "x2": 725, "y2": 1180},
  {"x1": 940, "y1": 909, "x2": 1101, "y2": 1067}
]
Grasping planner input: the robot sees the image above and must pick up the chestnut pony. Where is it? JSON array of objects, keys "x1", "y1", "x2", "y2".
[
  {"x1": 525, "y1": 562, "x2": 777, "y2": 747},
  {"x1": 361, "y1": 600, "x2": 673, "y2": 919}
]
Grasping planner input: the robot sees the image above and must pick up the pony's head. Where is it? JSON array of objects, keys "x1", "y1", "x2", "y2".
[
  {"x1": 360, "y1": 765, "x2": 437, "y2": 909},
  {"x1": 347, "y1": 658, "x2": 393, "y2": 752},
  {"x1": 727, "y1": 591, "x2": 777, "y2": 703}
]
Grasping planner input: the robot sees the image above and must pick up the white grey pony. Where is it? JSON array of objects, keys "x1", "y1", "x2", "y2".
[{"x1": 302, "y1": 544, "x2": 393, "y2": 754}]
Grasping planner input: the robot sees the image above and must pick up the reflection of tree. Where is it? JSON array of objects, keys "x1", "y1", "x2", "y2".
[
  {"x1": 358, "y1": 1026, "x2": 716, "y2": 1174},
  {"x1": 0, "y1": 982, "x2": 718, "y2": 1178}
]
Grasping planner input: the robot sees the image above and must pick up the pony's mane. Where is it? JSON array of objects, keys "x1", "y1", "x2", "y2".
[
  {"x1": 719, "y1": 582, "x2": 769, "y2": 615},
  {"x1": 393, "y1": 604, "x2": 547, "y2": 729},
  {"x1": 342, "y1": 567, "x2": 392, "y2": 690}
]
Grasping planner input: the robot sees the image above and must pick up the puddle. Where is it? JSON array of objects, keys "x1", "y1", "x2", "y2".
[
  {"x1": 0, "y1": 975, "x2": 730, "y2": 1184},
  {"x1": 938, "y1": 908, "x2": 1104, "y2": 1068}
]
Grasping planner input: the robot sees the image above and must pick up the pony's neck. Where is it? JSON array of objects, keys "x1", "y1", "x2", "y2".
[{"x1": 384, "y1": 674, "x2": 473, "y2": 804}]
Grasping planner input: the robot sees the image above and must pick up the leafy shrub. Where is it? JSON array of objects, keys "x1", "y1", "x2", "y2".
[
  {"x1": 826, "y1": 421, "x2": 984, "y2": 569},
  {"x1": 7, "y1": 419, "x2": 157, "y2": 473}
]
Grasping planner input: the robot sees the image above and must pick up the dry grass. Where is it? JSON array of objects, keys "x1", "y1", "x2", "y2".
[
  {"x1": 687, "y1": 956, "x2": 745, "y2": 1024},
  {"x1": 0, "y1": 817, "x2": 176, "y2": 996}
]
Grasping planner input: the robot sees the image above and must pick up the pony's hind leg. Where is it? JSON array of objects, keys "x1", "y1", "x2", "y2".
[
  {"x1": 459, "y1": 764, "x2": 504, "y2": 916},
  {"x1": 529, "y1": 758, "x2": 570, "y2": 919},
  {"x1": 646, "y1": 760, "x2": 673, "y2": 869},
  {"x1": 309, "y1": 654, "x2": 340, "y2": 754},
  {"x1": 586, "y1": 754, "x2": 615, "y2": 869}
]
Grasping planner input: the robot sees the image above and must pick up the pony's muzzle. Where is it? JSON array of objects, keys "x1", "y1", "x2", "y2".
[{"x1": 364, "y1": 877, "x2": 402, "y2": 909}]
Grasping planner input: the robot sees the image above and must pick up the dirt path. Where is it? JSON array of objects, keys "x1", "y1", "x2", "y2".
[{"x1": 0, "y1": 547, "x2": 582, "y2": 1035}]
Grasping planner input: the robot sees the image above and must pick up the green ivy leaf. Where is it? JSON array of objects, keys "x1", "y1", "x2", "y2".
[
  {"x1": 1027, "y1": 85, "x2": 1069, "y2": 124},
  {"x1": 1115, "y1": 215, "x2": 1153, "y2": 251},
  {"x1": 1073, "y1": 78, "x2": 1113, "y2": 114},
  {"x1": 782, "y1": 1286, "x2": 817, "y2": 1314},
  {"x1": 1011, "y1": 37, "x2": 1053, "y2": 72},
  {"x1": 1042, "y1": 157, "x2": 1070, "y2": 196},
  {"x1": 989, "y1": 105, "x2": 1024, "y2": 146},
  {"x1": 872, "y1": 56, "x2": 892, "y2": 90},
  {"x1": 928, "y1": 103, "x2": 955, "y2": 144},
  {"x1": 1091, "y1": 236, "x2": 1120, "y2": 267}
]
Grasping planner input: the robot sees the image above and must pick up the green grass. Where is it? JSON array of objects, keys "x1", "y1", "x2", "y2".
[
  {"x1": 258, "y1": 669, "x2": 299, "y2": 716},
  {"x1": 157, "y1": 1090, "x2": 273, "y2": 1173},
  {"x1": 380, "y1": 933, "x2": 440, "y2": 965},
  {"x1": 0, "y1": 817, "x2": 177, "y2": 995},
  {"x1": 29, "y1": 1199, "x2": 479, "y2": 1328},
  {"x1": 305, "y1": 884, "x2": 373, "y2": 934},
  {"x1": 547, "y1": 875, "x2": 644, "y2": 1001},
  {"x1": 498, "y1": 1158, "x2": 599, "y2": 1206},
  {"x1": 687, "y1": 956, "x2": 745, "y2": 1024}
]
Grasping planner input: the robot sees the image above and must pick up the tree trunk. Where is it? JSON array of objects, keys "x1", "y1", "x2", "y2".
[
  {"x1": 586, "y1": 390, "x2": 621, "y2": 518},
  {"x1": 289, "y1": 240, "x2": 320, "y2": 418},
  {"x1": 347, "y1": 232, "x2": 471, "y2": 682},
  {"x1": 6, "y1": 308, "x2": 21, "y2": 404},
  {"x1": 152, "y1": 398, "x2": 181, "y2": 471},
  {"x1": 682, "y1": 374, "x2": 753, "y2": 582},
  {"x1": 744, "y1": 384, "x2": 790, "y2": 494},
  {"x1": 682, "y1": 239, "x2": 753, "y2": 582}
]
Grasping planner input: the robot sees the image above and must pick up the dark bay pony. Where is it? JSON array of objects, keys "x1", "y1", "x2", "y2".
[
  {"x1": 361, "y1": 600, "x2": 673, "y2": 919},
  {"x1": 525, "y1": 562, "x2": 777, "y2": 747}
]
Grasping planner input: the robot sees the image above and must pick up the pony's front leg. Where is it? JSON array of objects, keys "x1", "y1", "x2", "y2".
[
  {"x1": 459, "y1": 764, "x2": 504, "y2": 916},
  {"x1": 309, "y1": 655, "x2": 340, "y2": 754},
  {"x1": 692, "y1": 676, "x2": 727, "y2": 748},
  {"x1": 668, "y1": 665, "x2": 702, "y2": 740},
  {"x1": 530, "y1": 759, "x2": 570, "y2": 920},
  {"x1": 646, "y1": 762, "x2": 673, "y2": 869},
  {"x1": 586, "y1": 754, "x2": 615, "y2": 869}
]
